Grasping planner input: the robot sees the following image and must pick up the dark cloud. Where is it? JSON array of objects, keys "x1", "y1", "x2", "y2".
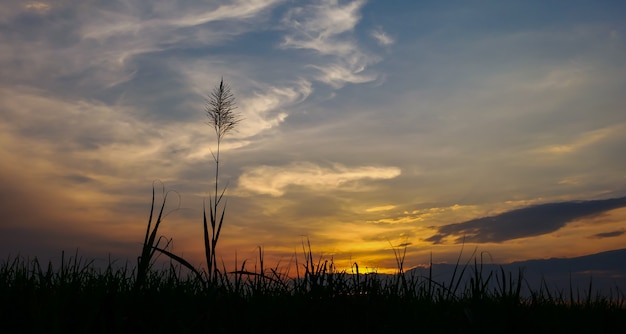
[
  {"x1": 589, "y1": 230, "x2": 625, "y2": 239},
  {"x1": 425, "y1": 197, "x2": 626, "y2": 244},
  {"x1": 63, "y1": 174, "x2": 95, "y2": 184}
]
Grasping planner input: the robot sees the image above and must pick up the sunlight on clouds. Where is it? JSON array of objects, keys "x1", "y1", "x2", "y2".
[
  {"x1": 365, "y1": 205, "x2": 396, "y2": 212},
  {"x1": 2, "y1": 19, "x2": 142, "y2": 90},
  {"x1": 236, "y1": 81, "x2": 312, "y2": 138},
  {"x1": 0, "y1": 87, "x2": 182, "y2": 185},
  {"x1": 534, "y1": 123, "x2": 626, "y2": 154},
  {"x1": 24, "y1": 2, "x2": 51, "y2": 14},
  {"x1": 369, "y1": 204, "x2": 484, "y2": 226},
  {"x1": 80, "y1": 9, "x2": 144, "y2": 41},
  {"x1": 72, "y1": 0, "x2": 285, "y2": 91},
  {"x1": 179, "y1": 59, "x2": 311, "y2": 139},
  {"x1": 82, "y1": 0, "x2": 282, "y2": 40},
  {"x1": 528, "y1": 63, "x2": 588, "y2": 91},
  {"x1": 0, "y1": 87, "x2": 140, "y2": 145},
  {"x1": 186, "y1": 140, "x2": 251, "y2": 161},
  {"x1": 0, "y1": 87, "x2": 215, "y2": 259},
  {"x1": 558, "y1": 177, "x2": 581, "y2": 185},
  {"x1": 167, "y1": 0, "x2": 284, "y2": 27},
  {"x1": 308, "y1": 64, "x2": 378, "y2": 88},
  {"x1": 284, "y1": 221, "x2": 421, "y2": 273},
  {"x1": 237, "y1": 162, "x2": 401, "y2": 196},
  {"x1": 282, "y1": 0, "x2": 366, "y2": 55},
  {"x1": 503, "y1": 198, "x2": 548, "y2": 208}
]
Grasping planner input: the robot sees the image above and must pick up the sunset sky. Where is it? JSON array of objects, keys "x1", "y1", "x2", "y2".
[{"x1": 1, "y1": 0, "x2": 626, "y2": 274}]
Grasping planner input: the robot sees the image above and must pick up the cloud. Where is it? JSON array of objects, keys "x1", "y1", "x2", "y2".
[
  {"x1": 0, "y1": 86, "x2": 219, "y2": 192},
  {"x1": 281, "y1": 0, "x2": 380, "y2": 88},
  {"x1": 589, "y1": 230, "x2": 625, "y2": 239},
  {"x1": 1, "y1": 0, "x2": 284, "y2": 95},
  {"x1": 368, "y1": 204, "x2": 483, "y2": 226},
  {"x1": 173, "y1": 54, "x2": 315, "y2": 139},
  {"x1": 534, "y1": 124, "x2": 626, "y2": 154},
  {"x1": 0, "y1": 87, "x2": 146, "y2": 152},
  {"x1": 237, "y1": 162, "x2": 401, "y2": 196},
  {"x1": 365, "y1": 205, "x2": 396, "y2": 213},
  {"x1": 307, "y1": 64, "x2": 377, "y2": 88},
  {"x1": 24, "y1": 2, "x2": 51, "y2": 14},
  {"x1": 425, "y1": 197, "x2": 626, "y2": 244},
  {"x1": 80, "y1": 0, "x2": 284, "y2": 41},
  {"x1": 371, "y1": 27, "x2": 394, "y2": 46},
  {"x1": 235, "y1": 80, "x2": 312, "y2": 137},
  {"x1": 165, "y1": 0, "x2": 284, "y2": 28},
  {"x1": 281, "y1": 0, "x2": 366, "y2": 55}
]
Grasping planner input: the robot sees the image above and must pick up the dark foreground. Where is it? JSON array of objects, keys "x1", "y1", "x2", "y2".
[
  {"x1": 3, "y1": 290, "x2": 626, "y2": 333},
  {"x1": 2, "y1": 255, "x2": 625, "y2": 333}
]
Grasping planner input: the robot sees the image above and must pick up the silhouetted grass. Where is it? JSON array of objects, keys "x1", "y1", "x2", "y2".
[{"x1": 2, "y1": 244, "x2": 625, "y2": 333}]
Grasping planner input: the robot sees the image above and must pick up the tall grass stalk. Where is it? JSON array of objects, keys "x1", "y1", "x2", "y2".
[{"x1": 204, "y1": 78, "x2": 242, "y2": 283}]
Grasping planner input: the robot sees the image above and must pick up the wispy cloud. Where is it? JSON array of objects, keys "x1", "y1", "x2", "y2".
[
  {"x1": 371, "y1": 27, "x2": 394, "y2": 46},
  {"x1": 0, "y1": 87, "x2": 169, "y2": 183},
  {"x1": 307, "y1": 64, "x2": 377, "y2": 88},
  {"x1": 281, "y1": 0, "x2": 380, "y2": 88},
  {"x1": 281, "y1": 0, "x2": 366, "y2": 55},
  {"x1": 166, "y1": 0, "x2": 284, "y2": 28},
  {"x1": 236, "y1": 80, "x2": 313, "y2": 137},
  {"x1": 2, "y1": 0, "x2": 285, "y2": 95},
  {"x1": 179, "y1": 60, "x2": 313, "y2": 140},
  {"x1": 237, "y1": 162, "x2": 401, "y2": 196},
  {"x1": 24, "y1": 2, "x2": 51, "y2": 14},
  {"x1": 534, "y1": 124, "x2": 626, "y2": 154},
  {"x1": 365, "y1": 205, "x2": 396, "y2": 213},
  {"x1": 81, "y1": 0, "x2": 284, "y2": 40}
]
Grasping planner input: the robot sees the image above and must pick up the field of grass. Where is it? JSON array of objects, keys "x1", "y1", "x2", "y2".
[{"x1": 2, "y1": 243, "x2": 625, "y2": 333}]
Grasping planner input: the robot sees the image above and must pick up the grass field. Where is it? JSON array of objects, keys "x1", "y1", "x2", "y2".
[{"x1": 2, "y1": 243, "x2": 625, "y2": 333}]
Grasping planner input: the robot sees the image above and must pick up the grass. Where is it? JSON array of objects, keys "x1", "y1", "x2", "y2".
[{"x1": 2, "y1": 241, "x2": 625, "y2": 333}]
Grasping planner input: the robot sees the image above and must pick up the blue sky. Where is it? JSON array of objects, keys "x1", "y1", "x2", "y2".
[{"x1": 1, "y1": 0, "x2": 626, "y2": 273}]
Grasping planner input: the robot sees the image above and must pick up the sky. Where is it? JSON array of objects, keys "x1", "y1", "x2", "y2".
[{"x1": 1, "y1": 0, "x2": 626, "y2": 275}]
